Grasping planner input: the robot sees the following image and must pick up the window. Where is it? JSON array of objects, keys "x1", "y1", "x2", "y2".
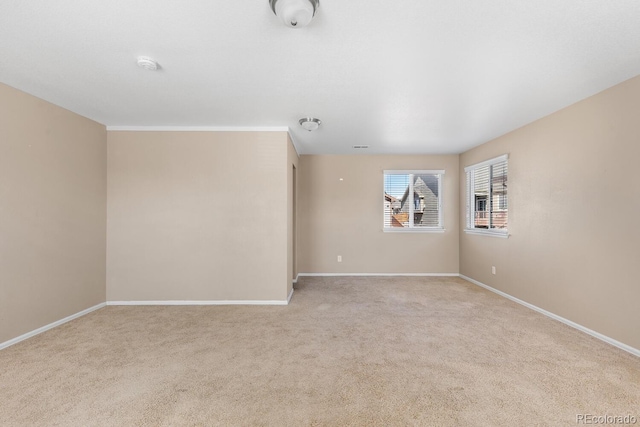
[
  {"x1": 465, "y1": 155, "x2": 508, "y2": 237},
  {"x1": 383, "y1": 170, "x2": 444, "y2": 232}
]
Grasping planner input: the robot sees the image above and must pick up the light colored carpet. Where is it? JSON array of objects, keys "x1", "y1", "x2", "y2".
[{"x1": 1, "y1": 276, "x2": 638, "y2": 426}]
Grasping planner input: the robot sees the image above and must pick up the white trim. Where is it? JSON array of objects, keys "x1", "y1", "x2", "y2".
[
  {"x1": 297, "y1": 273, "x2": 459, "y2": 277},
  {"x1": 383, "y1": 170, "x2": 445, "y2": 230},
  {"x1": 459, "y1": 275, "x2": 640, "y2": 358},
  {"x1": 383, "y1": 228, "x2": 445, "y2": 233},
  {"x1": 0, "y1": 302, "x2": 106, "y2": 351},
  {"x1": 463, "y1": 228, "x2": 509, "y2": 238},
  {"x1": 383, "y1": 169, "x2": 445, "y2": 175},
  {"x1": 292, "y1": 273, "x2": 300, "y2": 284},
  {"x1": 437, "y1": 173, "x2": 444, "y2": 227},
  {"x1": 106, "y1": 126, "x2": 290, "y2": 132},
  {"x1": 464, "y1": 154, "x2": 509, "y2": 231},
  {"x1": 464, "y1": 154, "x2": 509, "y2": 172},
  {"x1": 106, "y1": 300, "x2": 289, "y2": 306},
  {"x1": 287, "y1": 288, "x2": 294, "y2": 304}
]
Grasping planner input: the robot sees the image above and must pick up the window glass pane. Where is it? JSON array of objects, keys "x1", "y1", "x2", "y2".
[
  {"x1": 384, "y1": 174, "x2": 409, "y2": 228},
  {"x1": 473, "y1": 165, "x2": 490, "y2": 229},
  {"x1": 465, "y1": 171, "x2": 471, "y2": 228},
  {"x1": 412, "y1": 174, "x2": 439, "y2": 227},
  {"x1": 490, "y1": 161, "x2": 508, "y2": 229}
]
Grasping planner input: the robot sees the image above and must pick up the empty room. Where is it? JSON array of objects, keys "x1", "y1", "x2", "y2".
[{"x1": 1, "y1": 1, "x2": 639, "y2": 426}]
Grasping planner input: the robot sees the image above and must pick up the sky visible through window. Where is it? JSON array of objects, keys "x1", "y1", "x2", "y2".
[{"x1": 384, "y1": 174, "x2": 410, "y2": 198}]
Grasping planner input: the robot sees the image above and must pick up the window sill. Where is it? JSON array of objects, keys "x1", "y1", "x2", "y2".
[
  {"x1": 383, "y1": 228, "x2": 445, "y2": 233},
  {"x1": 464, "y1": 229, "x2": 509, "y2": 238}
]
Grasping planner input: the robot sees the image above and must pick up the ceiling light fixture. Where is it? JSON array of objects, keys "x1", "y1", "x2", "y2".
[
  {"x1": 299, "y1": 117, "x2": 322, "y2": 131},
  {"x1": 136, "y1": 56, "x2": 159, "y2": 71},
  {"x1": 269, "y1": 0, "x2": 319, "y2": 28}
]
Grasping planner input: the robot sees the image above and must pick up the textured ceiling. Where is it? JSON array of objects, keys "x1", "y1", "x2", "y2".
[{"x1": 2, "y1": 0, "x2": 640, "y2": 154}]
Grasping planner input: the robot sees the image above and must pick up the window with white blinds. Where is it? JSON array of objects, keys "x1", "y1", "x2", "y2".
[
  {"x1": 464, "y1": 155, "x2": 508, "y2": 237},
  {"x1": 383, "y1": 170, "x2": 444, "y2": 232}
]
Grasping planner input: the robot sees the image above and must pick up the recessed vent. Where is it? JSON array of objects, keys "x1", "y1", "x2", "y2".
[
  {"x1": 137, "y1": 56, "x2": 159, "y2": 71},
  {"x1": 353, "y1": 145, "x2": 369, "y2": 149}
]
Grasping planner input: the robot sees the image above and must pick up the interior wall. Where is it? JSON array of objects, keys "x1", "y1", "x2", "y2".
[
  {"x1": 106, "y1": 131, "x2": 291, "y2": 302},
  {"x1": 460, "y1": 74, "x2": 640, "y2": 351},
  {"x1": 0, "y1": 84, "x2": 107, "y2": 344},
  {"x1": 287, "y1": 134, "x2": 299, "y2": 295},
  {"x1": 298, "y1": 155, "x2": 459, "y2": 274}
]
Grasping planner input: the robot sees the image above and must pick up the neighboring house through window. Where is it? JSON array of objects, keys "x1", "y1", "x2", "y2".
[
  {"x1": 383, "y1": 170, "x2": 444, "y2": 232},
  {"x1": 464, "y1": 154, "x2": 508, "y2": 237}
]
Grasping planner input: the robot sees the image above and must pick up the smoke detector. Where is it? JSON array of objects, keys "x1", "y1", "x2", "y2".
[{"x1": 137, "y1": 56, "x2": 159, "y2": 71}]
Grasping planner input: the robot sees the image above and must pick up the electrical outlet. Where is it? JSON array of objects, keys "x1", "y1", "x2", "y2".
[
  {"x1": 492, "y1": 266, "x2": 496, "y2": 275},
  {"x1": 337, "y1": 255, "x2": 342, "y2": 262}
]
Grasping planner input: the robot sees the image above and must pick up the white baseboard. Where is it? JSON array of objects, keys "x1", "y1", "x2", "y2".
[
  {"x1": 0, "y1": 302, "x2": 106, "y2": 351},
  {"x1": 106, "y1": 299, "x2": 290, "y2": 306},
  {"x1": 287, "y1": 288, "x2": 294, "y2": 304},
  {"x1": 297, "y1": 273, "x2": 459, "y2": 277},
  {"x1": 459, "y1": 274, "x2": 640, "y2": 358}
]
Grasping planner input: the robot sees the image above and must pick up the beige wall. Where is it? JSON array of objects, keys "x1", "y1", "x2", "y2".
[
  {"x1": 0, "y1": 84, "x2": 107, "y2": 343},
  {"x1": 460, "y1": 74, "x2": 640, "y2": 350},
  {"x1": 106, "y1": 131, "x2": 292, "y2": 302},
  {"x1": 298, "y1": 155, "x2": 459, "y2": 274}
]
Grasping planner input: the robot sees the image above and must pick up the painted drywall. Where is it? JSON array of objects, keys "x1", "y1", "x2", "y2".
[
  {"x1": 0, "y1": 83, "x2": 107, "y2": 344},
  {"x1": 460, "y1": 74, "x2": 640, "y2": 350},
  {"x1": 106, "y1": 131, "x2": 291, "y2": 302},
  {"x1": 287, "y1": 134, "x2": 299, "y2": 296},
  {"x1": 298, "y1": 155, "x2": 459, "y2": 274}
]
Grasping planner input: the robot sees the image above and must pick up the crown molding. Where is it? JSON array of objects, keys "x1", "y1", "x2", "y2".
[{"x1": 106, "y1": 126, "x2": 289, "y2": 132}]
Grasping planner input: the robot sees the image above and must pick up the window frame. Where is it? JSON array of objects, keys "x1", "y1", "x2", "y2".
[
  {"x1": 464, "y1": 154, "x2": 509, "y2": 238},
  {"x1": 383, "y1": 169, "x2": 445, "y2": 233}
]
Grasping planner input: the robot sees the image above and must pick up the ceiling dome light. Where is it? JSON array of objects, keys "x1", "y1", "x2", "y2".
[
  {"x1": 137, "y1": 56, "x2": 159, "y2": 71},
  {"x1": 269, "y1": 0, "x2": 319, "y2": 28},
  {"x1": 299, "y1": 117, "x2": 321, "y2": 131}
]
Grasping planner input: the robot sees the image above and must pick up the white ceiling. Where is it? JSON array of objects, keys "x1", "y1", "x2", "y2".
[{"x1": 2, "y1": 1, "x2": 640, "y2": 155}]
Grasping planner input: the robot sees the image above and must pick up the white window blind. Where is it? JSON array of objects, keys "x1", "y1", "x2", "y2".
[
  {"x1": 465, "y1": 155, "x2": 508, "y2": 236},
  {"x1": 383, "y1": 170, "x2": 444, "y2": 231}
]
